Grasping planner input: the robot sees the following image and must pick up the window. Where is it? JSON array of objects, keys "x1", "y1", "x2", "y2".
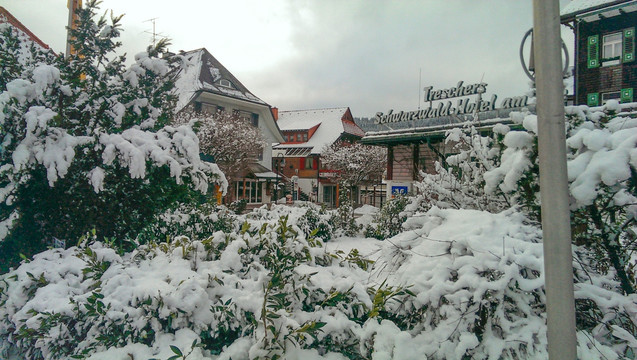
[
  {"x1": 588, "y1": 28, "x2": 634, "y2": 68},
  {"x1": 601, "y1": 91, "x2": 621, "y2": 104},
  {"x1": 303, "y1": 133, "x2": 308, "y2": 141},
  {"x1": 201, "y1": 103, "x2": 221, "y2": 114},
  {"x1": 236, "y1": 180, "x2": 263, "y2": 203},
  {"x1": 219, "y1": 79, "x2": 233, "y2": 88},
  {"x1": 251, "y1": 113, "x2": 259, "y2": 127},
  {"x1": 602, "y1": 32, "x2": 622, "y2": 65},
  {"x1": 296, "y1": 133, "x2": 301, "y2": 141},
  {"x1": 304, "y1": 157, "x2": 314, "y2": 169}
]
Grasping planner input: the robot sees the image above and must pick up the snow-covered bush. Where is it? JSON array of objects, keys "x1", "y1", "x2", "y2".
[
  {"x1": 414, "y1": 120, "x2": 513, "y2": 213},
  {"x1": 484, "y1": 102, "x2": 637, "y2": 295},
  {"x1": 2, "y1": 205, "x2": 635, "y2": 359},
  {"x1": 228, "y1": 199, "x2": 248, "y2": 214},
  {"x1": 366, "y1": 207, "x2": 637, "y2": 359},
  {"x1": 330, "y1": 192, "x2": 361, "y2": 237},
  {"x1": 364, "y1": 195, "x2": 410, "y2": 240},
  {"x1": 297, "y1": 203, "x2": 334, "y2": 242},
  {"x1": 136, "y1": 202, "x2": 238, "y2": 245},
  {"x1": 418, "y1": 102, "x2": 637, "y2": 295},
  {"x1": 0, "y1": 215, "x2": 413, "y2": 360},
  {"x1": 0, "y1": 1, "x2": 226, "y2": 270}
]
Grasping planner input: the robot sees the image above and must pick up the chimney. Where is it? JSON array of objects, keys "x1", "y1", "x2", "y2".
[{"x1": 272, "y1": 107, "x2": 278, "y2": 121}]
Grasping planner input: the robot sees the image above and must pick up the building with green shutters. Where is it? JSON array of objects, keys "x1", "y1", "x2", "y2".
[{"x1": 561, "y1": 0, "x2": 636, "y2": 106}]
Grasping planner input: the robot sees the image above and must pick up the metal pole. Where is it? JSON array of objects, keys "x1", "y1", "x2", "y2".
[
  {"x1": 66, "y1": 0, "x2": 81, "y2": 58},
  {"x1": 532, "y1": 1, "x2": 577, "y2": 358},
  {"x1": 276, "y1": 167, "x2": 279, "y2": 205}
]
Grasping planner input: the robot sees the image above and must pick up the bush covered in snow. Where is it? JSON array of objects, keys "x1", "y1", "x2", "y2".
[
  {"x1": 418, "y1": 102, "x2": 637, "y2": 295},
  {"x1": 0, "y1": 214, "x2": 406, "y2": 359},
  {"x1": 296, "y1": 203, "x2": 334, "y2": 242},
  {"x1": 364, "y1": 195, "x2": 410, "y2": 240},
  {"x1": 1, "y1": 206, "x2": 635, "y2": 359},
  {"x1": 0, "y1": 1, "x2": 225, "y2": 271},
  {"x1": 330, "y1": 192, "x2": 361, "y2": 237},
  {"x1": 136, "y1": 203, "x2": 238, "y2": 245}
]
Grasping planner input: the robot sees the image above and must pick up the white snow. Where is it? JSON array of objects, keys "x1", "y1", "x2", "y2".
[{"x1": 561, "y1": 0, "x2": 620, "y2": 16}]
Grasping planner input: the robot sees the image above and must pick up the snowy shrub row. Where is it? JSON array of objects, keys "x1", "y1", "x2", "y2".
[
  {"x1": 2, "y1": 206, "x2": 636, "y2": 359},
  {"x1": 0, "y1": 215, "x2": 401, "y2": 359}
]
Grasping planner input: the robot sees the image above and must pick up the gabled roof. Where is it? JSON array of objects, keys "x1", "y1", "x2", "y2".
[
  {"x1": 275, "y1": 107, "x2": 365, "y2": 155},
  {"x1": 174, "y1": 48, "x2": 267, "y2": 111},
  {"x1": 0, "y1": 6, "x2": 50, "y2": 51},
  {"x1": 560, "y1": 0, "x2": 636, "y2": 22}
]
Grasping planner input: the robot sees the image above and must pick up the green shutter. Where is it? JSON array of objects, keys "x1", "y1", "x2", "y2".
[
  {"x1": 588, "y1": 35, "x2": 600, "y2": 68},
  {"x1": 587, "y1": 93, "x2": 599, "y2": 106},
  {"x1": 623, "y1": 28, "x2": 634, "y2": 63},
  {"x1": 621, "y1": 88, "x2": 633, "y2": 103}
]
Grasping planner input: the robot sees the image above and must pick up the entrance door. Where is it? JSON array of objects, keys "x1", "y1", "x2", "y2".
[{"x1": 322, "y1": 185, "x2": 337, "y2": 208}]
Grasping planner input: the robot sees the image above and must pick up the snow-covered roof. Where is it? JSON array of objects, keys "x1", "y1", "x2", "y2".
[
  {"x1": 360, "y1": 117, "x2": 515, "y2": 146},
  {"x1": 173, "y1": 48, "x2": 267, "y2": 111},
  {"x1": 560, "y1": 0, "x2": 636, "y2": 21},
  {"x1": 275, "y1": 107, "x2": 365, "y2": 155},
  {"x1": 0, "y1": 6, "x2": 51, "y2": 51}
]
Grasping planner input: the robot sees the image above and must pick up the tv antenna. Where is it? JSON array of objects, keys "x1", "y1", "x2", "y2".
[
  {"x1": 144, "y1": 18, "x2": 166, "y2": 46},
  {"x1": 418, "y1": 68, "x2": 422, "y2": 110}
]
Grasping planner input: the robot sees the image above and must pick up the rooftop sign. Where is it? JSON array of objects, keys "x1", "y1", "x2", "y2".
[
  {"x1": 423, "y1": 81, "x2": 486, "y2": 101},
  {"x1": 375, "y1": 81, "x2": 528, "y2": 124}
]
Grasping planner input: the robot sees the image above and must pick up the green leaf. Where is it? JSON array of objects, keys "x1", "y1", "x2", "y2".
[
  {"x1": 267, "y1": 312, "x2": 281, "y2": 319},
  {"x1": 170, "y1": 345, "x2": 183, "y2": 357}
]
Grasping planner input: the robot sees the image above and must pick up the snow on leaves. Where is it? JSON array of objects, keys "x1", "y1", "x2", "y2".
[
  {"x1": 1, "y1": 206, "x2": 635, "y2": 359},
  {"x1": 0, "y1": 1, "x2": 226, "y2": 243}
]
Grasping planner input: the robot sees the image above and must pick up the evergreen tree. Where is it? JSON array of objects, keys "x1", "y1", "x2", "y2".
[{"x1": 0, "y1": 1, "x2": 225, "y2": 271}]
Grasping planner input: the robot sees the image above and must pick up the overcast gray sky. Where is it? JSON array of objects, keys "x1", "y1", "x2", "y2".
[{"x1": 3, "y1": 0, "x2": 574, "y2": 117}]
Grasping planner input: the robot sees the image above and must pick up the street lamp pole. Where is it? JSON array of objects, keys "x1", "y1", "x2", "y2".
[
  {"x1": 276, "y1": 153, "x2": 284, "y2": 204},
  {"x1": 532, "y1": 0, "x2": 577, "y2": 358}
]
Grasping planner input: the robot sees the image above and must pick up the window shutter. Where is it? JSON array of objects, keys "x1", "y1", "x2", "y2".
[
  {"x1": 621, "y1": 88, "x2": 633, "y2": 103},
  {"x1": 300, "y1": 158, "x2": 305, "y2": 170},
  {"x1": 587, "y1": 35, "x2": 600, "y2": 68},
  {"x1": 587, "y1": 93, "x2": 599, "y2": 106},
  {"x1": 623, "y1": 28, "x2": 634, "y2": 63}
]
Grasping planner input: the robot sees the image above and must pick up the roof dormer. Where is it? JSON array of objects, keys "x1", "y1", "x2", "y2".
[{"x1": 217, "y1": 78, "x2": 235, "y2": 89}]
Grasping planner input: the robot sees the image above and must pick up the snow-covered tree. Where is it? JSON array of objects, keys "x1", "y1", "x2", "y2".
[
  {"x1": 321, "y1": 142, "x2": 385, "y2": 228},
  {"x1": 321, "y1": 142, "x2": 386, "y2": 188},
  {"x1": 0, "y1": 1, "x2": 225, "y2": 270},
  {"x1": 419, "y1": 101, "x2": 637, "y2": 295},
  {"x1": 414, "y1": 122, "x2": 513, "y2": 213},
  {"x1": 175, "y1": 110, "x2": 265, "y2": 186}
]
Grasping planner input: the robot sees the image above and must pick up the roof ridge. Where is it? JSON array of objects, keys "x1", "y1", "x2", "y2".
[
  {"x1": 279, "y1": 107, "x2": 349, "y2": 113},
  {"x1": 0, "y1": 6, "x2": 51, "y2": 50}
]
